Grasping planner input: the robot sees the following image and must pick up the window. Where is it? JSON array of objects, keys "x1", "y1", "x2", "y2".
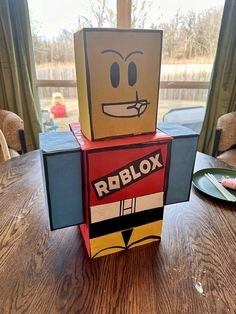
[
  {"x1": 131, "y1": 0, "x2": 224, "y2": 130},
  {"x1": 28, "y1": 0, "x2": 224, "y2": 132},
  {"x1": 28, "y1": 0, "x2": 116, "y2": 131}
]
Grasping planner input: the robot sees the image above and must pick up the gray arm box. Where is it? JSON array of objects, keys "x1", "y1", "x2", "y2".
[
  {"x1": 40, "y1": 132, "x2": 84, "y2": 230},
  {"x1": 158, "y1": 123, "x2": 199, "y2": 205}
]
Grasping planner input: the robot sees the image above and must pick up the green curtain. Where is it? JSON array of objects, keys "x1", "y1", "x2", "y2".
[
  {"x1": 198, "y1": 0, "x2": 236, "y2": 155},
  {"x1": 0, "y1": 0, "x2": 41, "y2": 151}
]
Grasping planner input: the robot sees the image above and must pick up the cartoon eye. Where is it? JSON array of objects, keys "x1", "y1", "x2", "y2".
[
  {"x1": 110, "y1": 62, "x2": 120, "y2": 88},
  {"x1": 128, "y1": 62, "x2": 137, "y2": 86}
]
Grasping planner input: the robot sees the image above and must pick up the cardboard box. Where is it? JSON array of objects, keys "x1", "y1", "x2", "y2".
[
  {"x1": 90, "y1": 220, "x2": 163, "y2": 258},
  {"x1": 158, "y1": 123, "x2": 199, "y2": 204},
  {"x1": 70, "y1": 123, "x2": 172, "y2": 258},
  {"x1": 74, "y1": 28, "x2": 162, "y2": 140},
  {"x1": 40, "y1": 132, "x2": 84, "y2": 230},
  {"x1": 39, "y1": 124, "x2": 198, "y2": 258}
]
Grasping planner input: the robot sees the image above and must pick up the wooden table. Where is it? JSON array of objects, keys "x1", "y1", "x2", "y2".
[{"x1": 0, "y1": 151, "x2": 235, "y2": 313}]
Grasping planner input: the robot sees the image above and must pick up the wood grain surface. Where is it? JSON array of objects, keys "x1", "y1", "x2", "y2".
[{"x1": 0, "y1": 151, "x2": 235, "y2": 314}]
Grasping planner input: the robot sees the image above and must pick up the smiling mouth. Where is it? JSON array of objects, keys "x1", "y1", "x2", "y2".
[{"x1": 102, "y1": 91, "x2": 150, "y2": 118}]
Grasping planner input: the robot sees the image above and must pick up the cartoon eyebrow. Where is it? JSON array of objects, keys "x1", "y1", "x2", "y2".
[
  {"x1": 101, "y1": 49, "x2": 124, "y2": 60},
  {"x1": 125, "y1": 50, "x2": 143, "y2": 61}
]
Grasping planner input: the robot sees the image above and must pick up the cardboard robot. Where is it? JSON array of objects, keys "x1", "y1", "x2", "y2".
[{"x1": 40, "y1": 29, "x2": 198, "y2": 258}]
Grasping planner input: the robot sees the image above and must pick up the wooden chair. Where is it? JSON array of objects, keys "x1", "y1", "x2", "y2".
[
  {"x1": 0, "y1": 110, "x2": 27, "y2": 162},
  {"x1": 212, "y1": 112, "x2": 236, "y2": 168}
]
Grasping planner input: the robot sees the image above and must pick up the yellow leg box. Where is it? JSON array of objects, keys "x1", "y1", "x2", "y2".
[{"x1": 89, "y1": 220, "x2": 163, "y2": 259}]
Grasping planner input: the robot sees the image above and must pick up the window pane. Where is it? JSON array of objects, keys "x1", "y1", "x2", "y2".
[
  {"x1": 28, "y1": 0, "x2": 116, "y2": 131},
  {"x1": 28, "y1": 0, "x2": 116, "y2": 69},
  {"x1": 131, "y1": 0, "x2": 224, "y2": 130},
  {"x1": 38, "y1": 87, "x2": 78, "y2": 132},
  {"x1": 159, "y1": 89, "x2": 208, "y2": 133}
]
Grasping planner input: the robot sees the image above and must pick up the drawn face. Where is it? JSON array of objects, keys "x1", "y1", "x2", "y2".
[
  {"x1": 101, "y1": 49, "x2": 150, "y2": 118},
  {"x1": 82, "y1": 30, "x2": 162, "y2": 139}
]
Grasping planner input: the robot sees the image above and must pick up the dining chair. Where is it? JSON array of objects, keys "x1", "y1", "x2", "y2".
[
  {"x1": 212, "y1": 112, "x2": 236, "y2": 168},
  {"x1": 0, "y1": 129, "x2": 11, "y2": 161},
  {"x1": 0, "y1": 110, "x2": 27, "y2": 162}
]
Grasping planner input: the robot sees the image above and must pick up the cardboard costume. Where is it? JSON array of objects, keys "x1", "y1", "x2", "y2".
[
  {"x1": 40, "y1": 28, "x2": 198, "y2": 258},
  {"x1": 74, "y1": 28, "x2": 162, "y2": 140}
]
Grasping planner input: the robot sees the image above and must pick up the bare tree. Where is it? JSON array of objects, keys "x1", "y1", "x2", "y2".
[
  {"x1": 78, "y1": 0, "x2": 116, "y2": 28},
  {"x1": 153, "y1": 6, "x2": 223, "y2": 61},
  {"x1": 31, "y1": 1, "x2": 223, "y2": 65},
  {"x1": 131, "y1": 0, "x2": 153, "y2": 28}
]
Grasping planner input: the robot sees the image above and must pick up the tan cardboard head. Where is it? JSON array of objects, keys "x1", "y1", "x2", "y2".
[{"x1": 74, "y1": 28, "x2": 162, "y2": 141}]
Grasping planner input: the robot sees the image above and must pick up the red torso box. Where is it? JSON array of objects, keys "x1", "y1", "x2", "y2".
[{"x1": 70, "y1": 123, "x2": 172, "y2": 258}]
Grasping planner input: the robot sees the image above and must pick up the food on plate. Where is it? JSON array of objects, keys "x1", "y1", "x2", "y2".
[{"x1": 220, "y1": 176, "x2": 236, "y2": 190}]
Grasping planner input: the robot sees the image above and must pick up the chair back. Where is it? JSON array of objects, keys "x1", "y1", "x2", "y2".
[
  {"x1": 217, "y1": 112, "x2": 236, "y2": 152},
  {"x1": 0, "y1": 110, "x2": 25, "y2": 152},
  {"x1": 0, "y1": 129, "x2": 11, "y2": 161}
]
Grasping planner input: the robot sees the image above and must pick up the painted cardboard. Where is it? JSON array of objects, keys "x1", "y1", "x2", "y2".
[
  {"x1": 39, "y1": 132, "x2": 84, "y2": 230},
  {"x1": 70, "y1": 123, "x2": 172, "y2": 256},
  {"x1": 90, "y1": 192, "x2": 164, "y2": 223},
  {"x1": 90, "y1": 219, "x2": 163, "y2": 258},
  {"x1": 74, "y1": 28, "x2": 163, "y2": 140},
  {"x1": 71, "y1": 123, "x2": 172, "y2": 207},
  {"x1": 157, "y1": 123, "x2": 199, "y2": 204},
  {"x1": 39, "y1": 124, "x2": 197, "y2": 258},
  {"x1": 89, "y1": 205, "x2": 164, "y2": 238}
]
